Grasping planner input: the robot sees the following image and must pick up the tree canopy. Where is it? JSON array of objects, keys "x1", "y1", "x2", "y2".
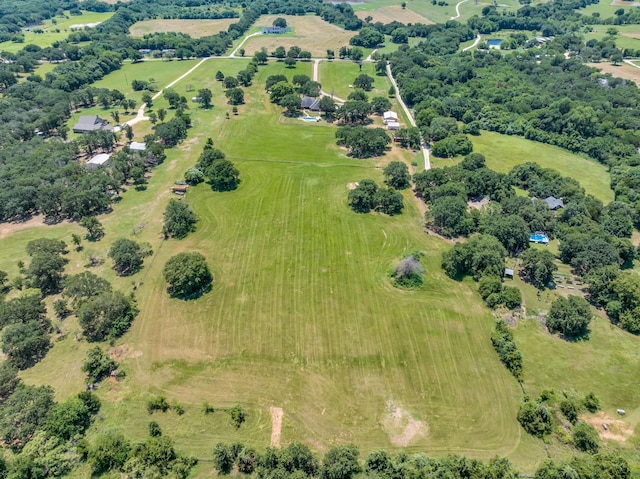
[{"x1": 163, "y1": 252, "x2": 213, "y2": 299}]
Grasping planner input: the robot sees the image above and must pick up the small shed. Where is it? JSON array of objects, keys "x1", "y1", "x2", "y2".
[
  {"x1": 129, "y1": 142, "x2": 146, "y2": 151},
  {"x1": 86, "y1": 153, "x2": 111, "y2": 169},
  {"x1": 191, "y1": 96, "x2": 202, "y2": 103},
  {"x1": 171, "y1": 185, "x2": 188, "y2": 194},
  {"x1": 387, "y1": 121, "x2": 400, "y2": 130},
  {"x1": 383, "y1": 111, "x2": 398, "y2": 124},
  {"x1": 504, "y1": 268, "x2": 514, "y2": 279}
]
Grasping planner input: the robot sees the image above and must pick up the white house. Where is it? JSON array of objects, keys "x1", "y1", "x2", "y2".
[
  {"x1": 86, "y1": 153, "x2": 111, "y2": 169},
  {"x1": 387, "y1": 121, "x2": 400, "y2": 130},
  {"x1": 383, "y1": 111, "x2": 398, "y2": 124}
]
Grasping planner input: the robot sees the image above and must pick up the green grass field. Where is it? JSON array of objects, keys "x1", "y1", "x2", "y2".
[
  {"x1": 0, "y1": 11, "x2": 113, "y2": 53},
  {"x1": 4, "y1": 60, "x2": 530, "y2": 474},
  {"x1": 319, "y1": 61, "x2": 390, "y2": 100},
  {"x1": 583, "y1": 24, "x2": 640, "y2": 51},
  {"x1": 2, "y1": 55, "x2": 640, "y2": 477},
  {"x1": 471, "y1": 131, "x2": 614, "y2": 203}
]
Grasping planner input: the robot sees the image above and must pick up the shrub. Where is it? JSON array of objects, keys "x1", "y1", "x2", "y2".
[
  {"x1": 559, "y1": 399, "x2": 579, "y2": 424},
  {"x1": 229, "y1": 404, "x2": 245, "y2": 428},
  {"x1": 583, "y1": 392, "x2": 600, "y2": 413},
  {"x1": 573, "y1": 422, "x2": 600, "y2": 453},
  {"x1": 490, "y1": 320, "x2": 523, "y2": 381},
  {"x1": 147, "y1": 396, "x2": 170, "y2": 414},
  {"x1": 391, "y1": 253, "x2": 424, "y2": 288},
  {"x1": 517, "y1": 400, "x2": 552, "y2": 437}
]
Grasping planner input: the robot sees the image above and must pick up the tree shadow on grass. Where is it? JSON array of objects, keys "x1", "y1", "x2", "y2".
[{"x1": 168, "y1": 282, "x2": 212, "y2": 301}]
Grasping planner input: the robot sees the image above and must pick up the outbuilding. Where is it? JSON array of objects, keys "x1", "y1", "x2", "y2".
[
  {"x1": 86, "y1": 153, "x2": 111, "y2": 169},
  {"x1": 383, "y1": 111, "x2": 398, "y2": 124},
  {"x1": 129, "y1": 142, "x2": 146, "y2": 151},
  {"x1": 387, "y1": 121, "x2": 400, "y2": 130}
]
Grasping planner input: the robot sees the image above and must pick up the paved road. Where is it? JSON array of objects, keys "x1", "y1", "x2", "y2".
[
  {"x1": 386, "y1": 62, "x2": 430, "y2": 170},
  {"x1": 450, "y1": 0, "x2": 471, "y2": 20},
  {"x1": 462, "y1": 34, "x2": 482, "y2": 52},
  {"x1": 229, "y1": 31, "x2": 262, "y2": 58}
]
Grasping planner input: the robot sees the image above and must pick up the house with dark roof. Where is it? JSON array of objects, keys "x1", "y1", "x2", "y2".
[
  {"x1": 543, "y1": 196, "x2": 564, "y2": 210},
  {"x1": 73, "y1": 115, "x2": 112, "y2": 134},
  {"x1": 301, "y1": 96, "x2": 320, "y2": 111}
]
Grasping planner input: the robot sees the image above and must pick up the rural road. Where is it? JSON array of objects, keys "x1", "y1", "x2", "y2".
[
  {"x1": 450, "y1": 0, "x2": 471, "y2": 20},
  {"x1": 623, "y1": 59, "x2": 640, "y2": 69},
  {"x1": 229, "y1": 31, "x2": 262, "y2": 58},
  {"x1": 462, "y1": 34, "x2": 482, "y2": 52},
  {"x1": 313, "y1": 59, "x2": 346, "y2": 103},
  {"x1": 365, "y1": 48, "x2": 378, "y2": 62},
  {"x1": 386, "y1": 62, "x2": 431, "y2": 170}
]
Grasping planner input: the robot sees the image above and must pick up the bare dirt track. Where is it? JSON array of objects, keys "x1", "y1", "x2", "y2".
[{"x1": 588, "y1": 61, "x2": 640, "y2": 87}]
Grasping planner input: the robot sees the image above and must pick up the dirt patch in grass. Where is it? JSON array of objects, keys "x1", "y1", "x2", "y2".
[
  {"x1": 588, "y1": 62, "x2": 640, "y2": 87},
  {"x1": 347, "y1": 182, "x2": 359, "y2": 190},
  {"x1": 0, "y1": 215, "x2": 60, "y2": 239},
  {"x1": 582, "y1": 412, "x2": 634, "y2": 442},
  {"x1": 356, "y1": 6, "x2": 434, "y2": 25},
  {"x1": 130, "y1": 19, "x2": 237, "y2": 38},
  {"x1": 270, "y1": 406, "x2": 283, "y2": 447},
  {"x1": 243, "y1": 15, "x2": 354, "y2": 57},
  {"x1": 382, "y1": 401, "x2": 428, "y2": 447}
]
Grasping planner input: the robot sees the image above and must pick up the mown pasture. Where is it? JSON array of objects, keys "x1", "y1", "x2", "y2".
[
  {"x1": 0, "y1": 11, "x2": 113, "y2": 53},
  {"x1": 129, "y1": 19, "x2": 238, "y2": 38}
]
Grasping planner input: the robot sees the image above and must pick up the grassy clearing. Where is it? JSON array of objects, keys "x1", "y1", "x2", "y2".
[
  {"x1": 0, "y1": 11, "x2": 113, "y2": 53},
  {"x1": 90, "y1": 59, "x2": 200, "y2": 103},
  {"x1": 355, "y1": 5, "x2": 433, "y2": 24},
  {"x1": 319, "y1": 61, "x2": 390, "y2": 99},
  {"x1": 582, "y1": 24, "x2": 640, "y2": 50},
  {"x1": 243, "y1": 15, "x2": 355, "y2": 57},
  {"x1": 129, "y1": 19, "x2": 237, "y2": 38},
  {"x1": 471, "y1": 130, "x2": 614, "y2": 203},
  {"x1": 5, "y1": 61, "x2": 527, "y2": 469},
  {"x1": 579, "y1": 0, "x2": 628, "y2": 18}
]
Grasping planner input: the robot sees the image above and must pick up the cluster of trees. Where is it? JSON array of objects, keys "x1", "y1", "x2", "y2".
[
  {"x1": 187, "y1": 138, "x2": 241, "y2": 191},
  {"x1": 490, "y1": 319, "x2": 523, "y2": 381},
  {"x1": 265, "y1": 73, "x2": 328, "y2": 116},
  {"x1": 336, "y1": 127, "x2": 391, "y2": 158},
  {"x1": 586, "y1": 266, "x2": 640, "y2": 334},
  {"x1": 517, "y1": 389, "x2": 603, "y2": 454},
  {"x1": 478, "y1": 275, "x2": 522, "y2": 309},
  {"x1": 210, "y1": 440, "x2": 630, "y2": 479},
  {"x1": 348, "y1": 179, "x2": 403, "y2": 216}
]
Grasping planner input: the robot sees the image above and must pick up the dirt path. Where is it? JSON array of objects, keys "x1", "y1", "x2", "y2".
[
  {"x1": 365, "y1": 48, "x2": 378, "y2": 62},
  {"x1": 386, "y1": 62, "x2": 430, "y2": 170},
  {"x1": 270, "y1": 406, "x2": 283, "y2": 448},
  {"x1": 0, "y1": 215, "x2": 54, "y2": 239},
  {"x1": 462, "y1": 34, "x2": 481, "y2": 52},
  {"x1": 450, "y1": 0, "x2": 471, "y2": 20}
]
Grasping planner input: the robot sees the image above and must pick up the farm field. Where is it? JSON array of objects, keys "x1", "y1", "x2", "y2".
[
  {"x1": 0, "y1": 11, "x2": 113, "y2": 53},
  {"x1": 129, "y1": 19, "x2": 238, "y2": 38},
  {"x1": 4, "y1": 60, "x2": 534, "y2": 475},
  {"x1": 579, "y1": 0, "x2": 630, "y2": 18},
  {"x1": 243, "y1": 15, "x2": 355, "y2": 57},
  {"x1": 471, "y1": 130, "x2": 615, "y2": 203},
  {"x1": 319, "y1": 61, "x2": 390, "y2": 100},
  {"x1": 89, "y1": 59, "x2": 200, "y2": 103},
  {"x1": 588, "y1": 60, "x2": 640, "y2": 87},
  {"x1": 355, "y1": 5, "x2": 433, "y2": 24}
]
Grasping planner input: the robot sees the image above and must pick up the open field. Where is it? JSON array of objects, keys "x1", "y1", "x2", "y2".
[
  {"x1": 130, "y1": 19, "x2": 237, "y2": 38},
  {"x1": 243, "y1": 15, "x2": 355, "y2": 57},
  {"x1": 3, "y1": 60, "x2": 534, "y2": 474},
  {"x1": 583, "y1": 24, "x2": 640, "y2": 50},
  {"x1": 588, "y1": 61, "x2": 640, "y2": 87},
  {"x1": 0, "y1": 11, "x2": 113, "y2": 53},
  {"x1": 2, "y1": 54, "x2": 640, "y2": 477},
  {"x1": 355, "y1": 5, "x2": 433, "y2": 24},
  {"x1": 471, "y1": 130, "x2": 614, "y2": 203},
  {"x1": 348, "y1": 0, "x2": 525, "y2": 25},
  {"x1": 319, "y1": 61, "x2": 390, "y2": 100},
  {"x1": 579, "y1": 0, "x2": 633, "y2": 18}
]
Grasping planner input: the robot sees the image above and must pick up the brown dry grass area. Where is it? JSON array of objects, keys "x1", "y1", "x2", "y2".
[
  {"x1": 130, "y1": 19, "x2": 236, "y2": 38},
  {"x1": 0, "y1": 215, "x2": 61, "y2": 239},
  {"x1": 382, "y1": 401, "x2": 428, "y2": 447},
  {"x1": 243, "y1": 15, "x2": 354, "y2": 57},
  {"x1": 588, "y1": 62, "x2": 640, "y2": 87},
  {"x1": 270, "y1": 407, "x2": 283, "y2": 447},
  {"x1": 356, "y1": 6, "x2": 433, "y2": 25},
  {"x1": 582, "y1": 412, "x2": 634, "y2": 442}
]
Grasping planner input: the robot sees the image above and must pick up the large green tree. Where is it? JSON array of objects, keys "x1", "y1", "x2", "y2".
[
  {"x1": 383, "y1": 161, "x2": 410, "y2": 189},
  {"x1": 108, "y1": 238, "x2": 146, "y2": 276},
  {"x1": 77, "y1": 291, "x2": 138, "y2": 342},
  {"x1": 163, "y1": 253, "x2": 213, "y2": 299},
  {"x1": 2, "y1": 321, "x2": 50, "y2": 369},
  {"x1": 0, "y1": 384, "x2": 55, "y2": 451},
  {"x1": 206, "y1": 159, "x2": 241, "y2": 191},
  {"x1": 519, "y1": 249, "x2": 557, "y2": 289},
  {"x1": 546, "y1": 295, "x2": 592, "y2": 339},
  {"x1": 163, "y1": 199, "x2": 197, "y2": 239}
]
